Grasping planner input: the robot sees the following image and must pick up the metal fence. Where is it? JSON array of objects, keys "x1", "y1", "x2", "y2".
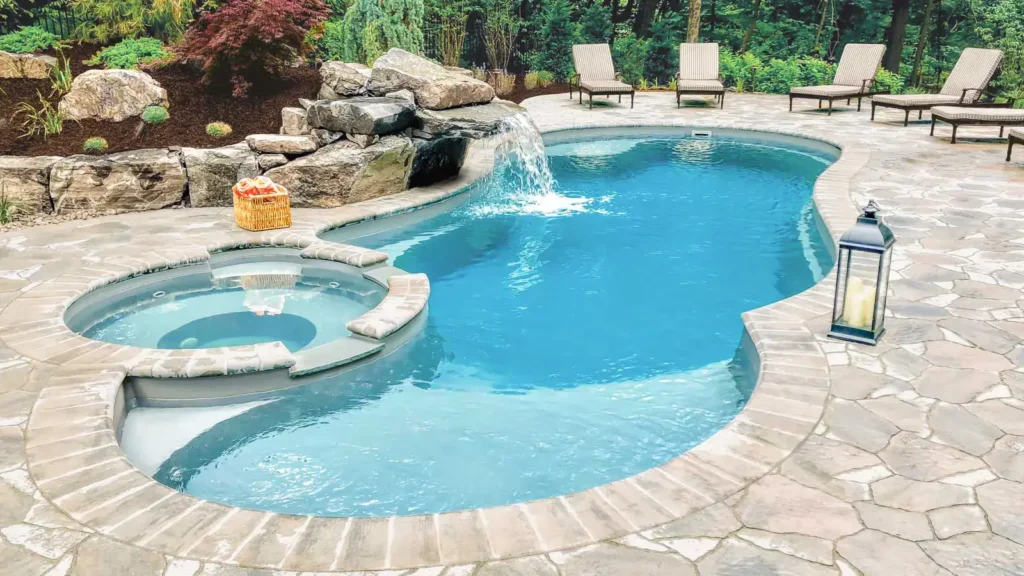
[{"x1": 1, "y1": 0, "x2": 78, "y2": 37}]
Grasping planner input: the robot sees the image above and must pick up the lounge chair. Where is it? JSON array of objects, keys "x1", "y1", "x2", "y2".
[
  {"x1": 872, "y1": 48, "x2": 1004, "y2": 126},
  {"x1": 570, "y1": 44, "x2": 635, "y2": 109},
  {"x1": 1008, "y1": 128, "x2": 1024, "y2": 161},
  {"x1": 789, "y1": 44, "x2": 887, "y2": 115},
  {"x1": 676, "y1": 43, "x2": 725, "y2": 108},
  {"x1": 930, "y1": 106, "x2": 1023, "y2": 143}
]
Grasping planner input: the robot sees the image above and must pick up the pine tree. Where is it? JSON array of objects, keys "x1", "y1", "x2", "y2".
[
  {"x1": 341, "y1": 0, "x2": 425, "y2": 65},
  {"x1": 646, "y1": 14, "x2": 683, "y2": 86},
  {"x1": 531, "y1": 0, "x2": 577, "y2": 81},
  {"x1": 578, "y1": 3, "x2": 612, "y2": 45}
]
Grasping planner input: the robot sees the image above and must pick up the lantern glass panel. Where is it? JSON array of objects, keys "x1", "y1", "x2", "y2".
[
  {"x1": 833, "y1": 248, "x2": 882, "y2": 332},
  {"x1": 873, "y1": 250, "x2": 891, "y2": 333}
]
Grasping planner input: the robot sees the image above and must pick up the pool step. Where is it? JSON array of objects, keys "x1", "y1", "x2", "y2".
[{"x1": 289, "y1": 336, "x2": 384, "y2": 377}]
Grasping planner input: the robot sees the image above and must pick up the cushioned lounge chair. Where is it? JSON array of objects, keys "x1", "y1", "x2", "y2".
[
  {"x1": 676, "y1": 43, "x2": 725, "y2": 108},
  {"x1": 570, "y1": 44, "x2": 635, "y2": 109},
  {"x1": 930, "y1": 106, "x2": 1024, "y2": 144},
  {"x1": 789, "y1": 44, "x2": 887, "y2": 115},
  {"x1": 872, "y1": 48, "x2": 1004, "y2": 126},
  {"x1": 1008, "y1": 128, "x2": 1024, "y2": 161}
]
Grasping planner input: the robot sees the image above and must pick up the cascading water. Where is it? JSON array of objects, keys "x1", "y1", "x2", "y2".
[{"x1": 465, "y1": 113, "x2": 592, "y2": 217}]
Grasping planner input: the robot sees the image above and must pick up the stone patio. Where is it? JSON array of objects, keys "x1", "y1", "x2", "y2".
[{"x1": 2, "y1": 92, "x2": 1024, "y2": 575}]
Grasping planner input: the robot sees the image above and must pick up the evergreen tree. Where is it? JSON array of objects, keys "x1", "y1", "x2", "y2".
[
  {"x1": 341, "y1": 0, "x2": 425, "y2": 65},
  {"x1": 645, "y1": 14, "x2": 683, "y2": 86},
  {"x1": 578, "y1": 3, "x2": 612, "y2": 45},
  {"x1": 531, "y1": 0, "x2": 577, "y2": 81}
]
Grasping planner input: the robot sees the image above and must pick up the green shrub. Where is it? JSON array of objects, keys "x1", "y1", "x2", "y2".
[
  {"x1": 82, "y1": 137, "x2": 109, "y2": 154},
  {"x1": 0, "y1": 26, "x2": 62, "y2": 54},
  {"x1": 720, "y1": 50, "x2": 762, "y2": 92},
  {"x1": 310, "y1": 19, "x2": 346, "y2": 61},
  {"x1": 578, "y1": 3, "x2": 612, "y2": 45},
  {"x1": 530, "y1": 0, "x2": 577, "y2": 82},
  {"x1": 206, "y1": 121, "x2": 232, "y2": 137},
  {"x1": 756, "y1": 57, "x2": 833, "y2": 94},
  {"x1": 536, "y1": 70, "x2": 554, "y2": 87},
  {"x1": 86, "y1": 37, "x2": 171, "y2": 69},
  {"x1": 71, "y1": 0, "x2": 195, "y2": 43},
  {"x1": 49, "y1": 53, "x2": 73, "y2": 95},
  {"x1": 873, "y1": 69, "x2": 905, "y2": 96},
  {"x1": 141, "y1": 105, "x2": 169, "y2": 125},
  {"x1": 524, "y1": 71, "x2": 540, "y2": 90},
  {"x1": 339, "y1": 0, "x2": 425, "y2": 65},
  {"x1": 0, "y1": 184, "x2": 19, "y2": 225},
  {"x1": 612, "y1": 30, "x2": 646, "y2": 86},
  {"x1": 14, "y1": 91, "x2": 65, "y2": 139},
  {"x1": 645, "y1": 15, "x2": 683, "y2": 87}
]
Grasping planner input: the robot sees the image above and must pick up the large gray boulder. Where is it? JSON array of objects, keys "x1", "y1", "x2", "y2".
[
  {"x1": 415, "y1": 99, "x2": 527, "y2": 139},
  {"x1": 49, "y1": 149, "x2": 186, "y2": 214},
  {"x1": 306, "y1": 97, "x2": 416, "y2": 135},
  {"x1": 0, "y1": 156, "x2": 61, "y2": 216},
  {"x1": 59, "y1": 69, "x2": 168, "y2": 122},
  {"x1": 367, "y1": 49, "x2": 495, "y2": 110},
  {"x1": 182, "y1": 145, "x2": 259, "y2": 207},
  {"x1": 409, "y1": 136, "x2": 469, "y2": 188},
  {"x1": 0, "y1": 51, "x2": 56, "y2": 79},
  {"x1": 280, "y1": 107, "x2": 310, "y2": 136},
  {"x1": 319, "y1": 61, "x2": 371, "y2": 98},
  {"x1": 245, "y1": 134, "x2": 319, "y2": 155},
  {"x1": 265, "y1": 136, "x2": 414, "y2": 208}
]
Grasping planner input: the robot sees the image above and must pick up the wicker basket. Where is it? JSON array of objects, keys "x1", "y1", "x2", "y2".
[{"x1": 233, "y1": 189, "x2": 291, "y2": 231}]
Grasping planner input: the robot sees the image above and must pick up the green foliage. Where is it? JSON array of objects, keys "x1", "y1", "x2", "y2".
[
  {"x1": 82, "y1": 137, "x2": 109, "y2": 154},
  {"x1": 70, "y1": 0, "x2": 194, "y2": 43},
  {"x1": 645, "y1": 14, "x2": 683, "y2": 86},
  {"x1": 141, "y1": 105, "x2": 170, "y2": 125},
  {"x1": 873, "y1": 68, "x2": 904, "y2": 95},
  {"x1": 536, "y1": 70, "x2": 554, "y2": 87},
  {"x1": 206, "y1": 121, "x2": 232, "y2": 137},
  {"x1": 0, "y1": 26, "x2": 62, "y2": 54},
  {"x1": 14, "y1": 91, "x2": 66, "y2": 139},
  {"x1": 49, "y1": 52, "x2": 73, "y2": 95},
  {"x1": 756, "y1": 57, "x2": 834, "y2": 94},
  {"x1": 339, "y1": 0, "x2": 424, "y2": 65},
  {"x1": 85, "y1": 37, "x2": 170, "y2": 70},
  {"x1": 310, "y1": 19, "x2": 347, "y2": 61},
  {"x1": 524, "y1": 70, "x2": 540, "y2": 89},
  {"x1": 530, "y1": 0, "x2": 577, "y2": 82},
  {"x1": 612, "y1": 30, "x2": 646, "y2": 85},
  {"x1": 720, "y1": 50, "x2": 761, "y2": 93},
  {"x1": 578, "y1": 3, "x2": 612, "y2": 45},
  {"x1": 0, "y1": 185, "x2": 19, "y2": 225}
]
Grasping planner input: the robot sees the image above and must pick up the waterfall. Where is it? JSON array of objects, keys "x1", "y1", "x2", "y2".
[{"x1": 467, "y1": 112, "x2": 591, "y2": 217}]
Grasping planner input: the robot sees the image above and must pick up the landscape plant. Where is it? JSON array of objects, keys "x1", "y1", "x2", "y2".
[
  {"x1": 338, "y1": 0, "x2": 424, "y2": 65},
  {"x1": 142, "y1": 105, "x2": 170, "y2": 125},
  {"x1": 14, "y1": 92, "x2": 66, "y2": 139},
  {"x1": 482, "y1": 0, "x2": 522, "y2": 72},
  {"x1": 0, "y1": 186, "x2": 18, "y2": 225},
  {"x1": 524, "y1": 70, "x2": 540, "y2": 89},
  {"x1": 86, "y1": 37, "x2": 171, "y2": 70},
  {"x1": 530, "y1": 0, "x2": 576, "y2": 82},
  {"x1": 612, "y1": 30, "x2": 646, "y2": 85},
  {"x1": 82, "y1": 137, "x2": 109, "y2": 154},
  {"x1": 206, "y1": 121, "x2": 233, "y2": 137},
  {"x1": 70, "y1": 0, "x2": 195, "y2": 43},
  {"x1": 491, "y1": 71, "x2": 515, "y2": 95},
  {"x1": 577, "y1": 3, "x2": 612, "y2": 45},
  {"x1": 49, "y1": 52, "x2": 74, "y2": 95},
  {"x1": 438, "y1": 0, "x2": 469, "y2": 67},
  {"x1": 179, "y1": 0, "x2": 330, "y2": 97},
  {"x1": 645, "y1": 14, "x2": 683, "y2": 87},
  {"x1": 0, "y1": 26, "x2": 62, "y2": 53}
]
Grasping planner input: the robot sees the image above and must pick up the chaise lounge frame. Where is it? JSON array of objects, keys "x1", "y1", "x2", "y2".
[
  {"x1": 569, "y1": 44, "x2": 636, "y2": 110},
  {"x1": 676, "y1": 43, "x2": 726, "y2": 109},
  {"x1": 929, "y1": 102, "x2": 1021, "y2": 144},
  {"x1": 789, "y1": 44, "x2": 888, "y2": 116}
]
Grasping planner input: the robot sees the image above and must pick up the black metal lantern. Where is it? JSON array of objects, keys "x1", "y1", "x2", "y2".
[{"x1": 828, "y1": 200, "x2": 896, "y2": 345}]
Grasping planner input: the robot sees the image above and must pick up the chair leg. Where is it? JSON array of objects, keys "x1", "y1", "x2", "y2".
[
  {"x1": 857, "y1": 97, "x2": 862, "y2": 111},
  {"x1": 589, "y1": 93, "x2": 593, "y2": 109},
  {"x1": 631, "y1": 92, "x2": 634, "y2": 108},
  {"x1": 871, "y1": 103, "x2": 876, "y2": 121},
  {"x1": 1008, "y1": 139, "x2": 1015, "y2": 162},
  {"x1": 1000, "y1": 126, "x2": 1005, "y2": 138},
  {"x1": 789, "y1": 95, "x2": 793, "y2": 112},
  {"x1": 951, "y1": 125, "x2": 958, "y2": 144},
  {"x1": 720, "y1": 92, "x2": 725, "y2": 109},
  {"x1": 677, "y1": 92, "x2": 680, "y2": 108},
  {"x1": 904, "y1": 110, "x2": 910, "y2": 127},
  {"x1": 918, "y1": 110, "x2": 923, "y2": 119},
  {"x1": 579, "y1": 89, "x2": 582, "y2": 105},
  {"x1": 828, "y1": 99, "x2": 833, "y2": 116},
  {"x1": 818, "y1": 100, "x2": 822, "y2": 109},
  {"x1": 618, "y1": 94, "x2": 621, "y2": 103},
  {"x1": 930, "y1": 119, "x2": 936, "y2": 136},
  {"x1": 847, "y1": 99, "x2": 851, "y2": 105}
]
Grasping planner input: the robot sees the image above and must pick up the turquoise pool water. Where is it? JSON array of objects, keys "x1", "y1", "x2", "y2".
[{"x1": 149, "y1": 129, "x2": 835, "y2": 517}]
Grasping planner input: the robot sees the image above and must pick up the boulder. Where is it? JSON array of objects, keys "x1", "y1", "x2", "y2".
[
  {"x1": 257, "y1": 154, "x2": 289, "y2": 171},
  {"x1": 367, "y1": 48, "x2": 495, "y2": 110},
  {"x1": 49, "y1": 149, "x2": 186, "y2": 214},
  {"x1": 281, "y1": 107, "x2": 310, "y2": 136},
  {"x1": 306, "y1": 97, "x2": 416, "y2": 135},
  {"x1": 320, "y1": 61, "x2": 371, "y2": 97},
  {"x1": 385, "y1": 89, "x2": 416, "y2": 104},
  {"x1": 59, "y1": 69, "x2": 168, "y2": 122},
  {"x1": 182, "y1": 145, "x2": 259, "y2": 207},
  {"x1": 409, "y1": 136, "x2": 469, "y2": 188},
  {"x1": 298, "y1": 98, "x2": 316, "y2": 110},
  {"x1": 444, "y1": 66, "x2": 474, "y2": 77},
  {"x1": 245, "y1": 134, "x2": 319, "y2": 155},
  {"x1": 264, "y1": 136, "x2": 414, "y2": 208},
  {"x1": 0, "y1": 156, "x2": 61, "y2": 216},
  {"x1": 0, "y1": 51, "x2": 56, "y2": 79},
  {"x1": 311, "y1": 129, "x2": 344, "y2": 147},
  {"x1": 415, "y1": 99, "x2": 527, "y2": 139},
  {"x1": 346, "y1": 133, "x2": 379, "y2": 148}
]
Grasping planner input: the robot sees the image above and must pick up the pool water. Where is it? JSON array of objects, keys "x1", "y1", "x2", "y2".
[
  {"x1": 148, "y1": 129, "x2": 835, "y2": 517},
  {"x1": 75, "y1": 257, "x2": 385, "y2": 352}
]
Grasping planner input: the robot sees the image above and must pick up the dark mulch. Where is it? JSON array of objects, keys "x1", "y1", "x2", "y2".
[
  {"x1": 0, "y1": 42, "x2": 566, "y2": 157},
  {"x1": 1, "y1": 43, "x2": 321, "y2": 156}
]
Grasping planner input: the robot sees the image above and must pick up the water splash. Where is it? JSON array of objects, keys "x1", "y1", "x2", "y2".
[{"x1": 467, "y1": 113, "x2": 592, "y2": 218}]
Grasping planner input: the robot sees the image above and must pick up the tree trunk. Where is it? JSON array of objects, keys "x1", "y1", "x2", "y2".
[
  {"x1": 910, "y1": 0, "x2": 934, "y2": 86},
  {"x1": 632, "y1": 0, "x2": 658, "y2": 36},
  {"x1": 739, "y1": 0, "x2": 762, "y2": 53},
  {"x1": 687, "y1": 0, "x2": 701, "y2": 42},
  {"x1": 814, "y1": 0, "x2": 830, "y2": 56},
  {"x1": 882, "y1": 0, "x2": 911, "y2": 73}
]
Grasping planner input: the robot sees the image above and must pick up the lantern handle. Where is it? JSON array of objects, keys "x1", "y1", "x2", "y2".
[{"x1": 863, "y1": 200, "x2": 880, "y2": 219}]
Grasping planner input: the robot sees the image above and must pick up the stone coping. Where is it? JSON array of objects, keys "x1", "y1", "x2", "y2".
[{"x1": 12, "y1": 114, "x2": 867, "y2": 572}]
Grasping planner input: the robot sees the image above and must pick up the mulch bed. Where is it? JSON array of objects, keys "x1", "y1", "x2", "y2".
[{"x1": 0, "y1": 41, "x2": 568, "y2": 157}]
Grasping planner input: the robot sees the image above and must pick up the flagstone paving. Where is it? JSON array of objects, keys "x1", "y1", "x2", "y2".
[{"x1": 2, "y1": 92, "x2": 1024, "y2": 575}]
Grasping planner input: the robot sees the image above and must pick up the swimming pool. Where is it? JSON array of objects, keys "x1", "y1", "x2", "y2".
[{"x1": 132, "y1": 128, "x2": 836, "y2": 517}]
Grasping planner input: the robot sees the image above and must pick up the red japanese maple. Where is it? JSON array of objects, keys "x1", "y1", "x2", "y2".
[{"x1": 179, "y1": 0, "x2": 330, "y2": 98}]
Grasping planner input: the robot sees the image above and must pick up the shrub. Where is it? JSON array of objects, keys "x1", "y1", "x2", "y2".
[
  {"x1": 536, "y1": 70, "x2": 554, "y2": 87},
  {"x1": 310, "y1": 19, "x2": 346, "y2": 62},
  {"x1": 438, "y1": 1, "x2": 468, "y2": 67},
  {"x1": 179, "y1": 0, "x2": 330, "y2": 98},
  {"x1": 86, "y1": 37, "x2": 171, "y2": 70},
  {"x1": 49, "y1": 53, "x2": 73, "y2": 95},
  {"x1": 482, "y1": 0, "x2": 522, "y2": 72},
  {"x1": 206, "y1": 121, "x2": 232, "y2": 137},
  {"x1": 645, "y1": 15, "x2": 683, "y2": 87},
  {"x1": 0, "y1": 185, "x2": 19, "y2": 225},
  {"x1": 720, "y1": 50, "x2": 761, "y2": 92},
  {"x1": 141, "y1": 105, "x2": 169, "y2": 125},
  {"x1": 14, "y1": 91, "x2": 66, "y2": 139},
  {"x1": 0, "y1": 26, "x2": 62, "y2": 53},
  {"x1": 524, "y1": 71, "x2": 539, "y2": 90},
  {"x1": 530, "y1": 0, "x2": 577, "y2": 82},
  {"x1": 873, "y1": 69, "x2": 905, "y2": 96},
  {"x1": 339, "y1": 0, "x2": 424, "y2": 65},
  {"x1": 71, "y1": 0, "x2": 194, "y2": 43},
  {"x1": 491, "y1": 71, "x2": 515, "y2": 96},
  {"x1": 83, "y1": 137, "x2": 109, "y2": 154},
  {"x1": 611, "y1": 30, "x2": 646, "y2": 86},
  {"x1": 470, "y1": 67, "x2": 487, "y2": 81},
  {"x1": 578, "y1": 3, "x2": 612, "y2": 44}
]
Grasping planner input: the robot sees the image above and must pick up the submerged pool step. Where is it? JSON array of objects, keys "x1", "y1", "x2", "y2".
[{"x1": 288, "y1": 336, "x2": 385, "y2": 377}]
